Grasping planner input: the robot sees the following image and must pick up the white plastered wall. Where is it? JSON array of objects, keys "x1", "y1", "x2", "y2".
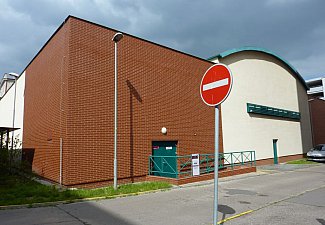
[
  {"x1": 0, "y1": 71, "x2": 25, "y2": 147},
  {"x1": 213, "y1": 52, "x2": 312, "y2": 160}
]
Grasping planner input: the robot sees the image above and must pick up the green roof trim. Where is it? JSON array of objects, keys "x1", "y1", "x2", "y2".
[
  {"x1": 207, "y1": 47, "x2": 308, "y2": 90},
  {"x1": 247, "y1": 103, "x2": 301, "y2": 120}
]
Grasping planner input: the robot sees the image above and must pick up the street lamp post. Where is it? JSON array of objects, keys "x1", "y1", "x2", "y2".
[{"x1": 112, "y1": 32, "x2": 123, "y2": 190}]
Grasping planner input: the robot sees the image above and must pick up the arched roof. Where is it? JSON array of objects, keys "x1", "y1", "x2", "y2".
[{"x1": 207, "y1": 47, "x2": 308, "y2": 90}]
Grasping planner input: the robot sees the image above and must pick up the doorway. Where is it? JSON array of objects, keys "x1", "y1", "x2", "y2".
[
  {"x1": 152, "y1": 141, "x2": 177, "y2": 178},
  {"x1": 273, "y1": 139, "x2": 279, "y2": 164}
]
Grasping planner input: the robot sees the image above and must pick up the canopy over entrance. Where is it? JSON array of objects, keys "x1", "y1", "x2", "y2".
[
  {"x1": 0, "y1": 127, "x2": 20, "y2": 133},
  {"x1": 0, "y1": 127, "x2": 20, "y2": 149}
]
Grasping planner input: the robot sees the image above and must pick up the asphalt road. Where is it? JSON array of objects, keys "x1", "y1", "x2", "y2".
[{"x1": 1, "y1": 164, "x2": 325, "y2": 225}]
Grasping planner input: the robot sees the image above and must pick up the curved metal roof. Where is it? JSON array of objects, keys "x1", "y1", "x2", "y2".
[{"x1": 207, "y1": 47, "x2": 308, "y2": 90}]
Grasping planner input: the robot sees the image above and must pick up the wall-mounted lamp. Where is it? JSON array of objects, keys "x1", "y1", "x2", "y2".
[{"x1": 161, "y1": 127, "x2": 167, "y2": 135}]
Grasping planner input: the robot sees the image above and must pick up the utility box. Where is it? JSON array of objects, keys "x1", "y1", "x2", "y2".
[{"x1": 191, "y1": 154, "x2": 200, "y2": 176}]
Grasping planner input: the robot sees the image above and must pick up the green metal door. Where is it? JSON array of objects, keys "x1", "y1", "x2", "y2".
[
  {"x1": 152, "y1": 141, "x2": 177, "y2": 178},
  {"x1": 273, "y1": 139, "x2": 278, "y2": 164}
]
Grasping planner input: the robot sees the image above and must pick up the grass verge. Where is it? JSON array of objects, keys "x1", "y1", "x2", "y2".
[
  {"x1": 286, "y1": 158, "x2": 319, "y2": 164},
  {"x1": 0, "y1": 173, "x2": 171, "y2": 206}
]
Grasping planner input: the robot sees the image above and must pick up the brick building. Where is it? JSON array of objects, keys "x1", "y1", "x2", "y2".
[
  {"x1": 308, "y1": 98, "x2": 325, "y2": 146},
  {"x1": 306, "y1": 77, "x2": 325, "y2": 146},
  {"x1": 0, "y1": 16, "x2": 313, "y2": 188},
  {"x1": 5, "y1": 16, "x2": 222, "y2": 187}
]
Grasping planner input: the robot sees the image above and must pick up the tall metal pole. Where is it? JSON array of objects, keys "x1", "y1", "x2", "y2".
[
  {"x1": 114, "y1": 41, "x2": 118, "y2": 190},
  {"x1": 11, "y1": 76, "x2": 18, "y2": 150},
  {"x1": 112, "y1": 32, "x2": 123, "y2": 190},
  {"x1": 213, "y1": 105, "x2": 219, "y2": 225}
]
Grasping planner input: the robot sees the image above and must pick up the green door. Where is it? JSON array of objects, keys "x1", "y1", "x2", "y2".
[
  {"x1": 152, "y1": 141, "x2": 177, "y2": 178},
  {"x1": 273, "y1": 139, "x2": 278, "y2": 164}
]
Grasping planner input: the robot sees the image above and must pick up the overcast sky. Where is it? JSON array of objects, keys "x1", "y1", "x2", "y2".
[{"x1": 0, "y1": 0, "x2": 324, "y2": 80}]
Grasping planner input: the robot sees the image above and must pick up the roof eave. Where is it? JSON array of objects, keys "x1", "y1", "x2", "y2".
[{"x1": 207, "y1": 47, "x2": 309, "y2": 90}]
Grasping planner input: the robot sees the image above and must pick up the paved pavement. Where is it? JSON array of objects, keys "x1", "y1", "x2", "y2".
[{"x1": 1, "y1": 163, "x2": 325, "y2": 225}]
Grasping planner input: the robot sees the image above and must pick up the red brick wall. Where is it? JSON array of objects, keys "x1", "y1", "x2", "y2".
[
  {"x1": 23, "y1": 16, "x2": 223, "y2": 187},
  {"x1": 146, "y1": 166, "x2": 256, "y2": 186},
  {"x1": 255, "y1": 153, "x2": 304, "y2": 166},
  {"x1": 23, "y1": 20, "x2": 70, "y2": 182},
  {"x1": 309, "y1": 98, "x2": 325, "y2": 146}
]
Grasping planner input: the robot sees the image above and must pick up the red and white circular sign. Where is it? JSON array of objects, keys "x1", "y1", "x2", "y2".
[{"x1": 200, "y1": 64, "x2": 233, "y2": 106}]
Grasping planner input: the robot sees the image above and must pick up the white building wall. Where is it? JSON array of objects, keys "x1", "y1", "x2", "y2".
[
  {"x1": 0, "y1": 72, "x2": 25, "y2": 147},
  {"x1": 213, "y1": 52, "x2": 312, "y2": 160}
]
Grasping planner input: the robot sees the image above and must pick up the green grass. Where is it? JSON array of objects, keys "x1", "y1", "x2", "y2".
[
  {"x1": 0, "y1": 173, "x2": 171, "y2": 206},
  {"x1": 286, "y1": 158, "x2": 319, "y2": 164}
]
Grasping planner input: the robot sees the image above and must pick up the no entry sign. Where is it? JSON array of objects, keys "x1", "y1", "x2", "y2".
[
  {"x1": 200, "y1": 64, "x2": 233, "y2": 107},
  {"x1": 200, "y1": 63, "x2": 233, "y2": 225}
]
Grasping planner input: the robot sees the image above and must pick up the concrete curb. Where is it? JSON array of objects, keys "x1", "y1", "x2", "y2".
[{"x1": 0, "y1": 187, "x2": 172, "y2": 210}]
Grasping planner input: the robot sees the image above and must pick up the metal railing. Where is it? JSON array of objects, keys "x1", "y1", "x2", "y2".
[{"x1": 148, "y1": 150, "x2": 256, "y2": 178}]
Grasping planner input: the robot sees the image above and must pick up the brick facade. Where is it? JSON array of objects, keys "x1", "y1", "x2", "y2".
[
  {"x1": 255, "y1": 153, "x2": 304, "y2": 166},
  {"x1": 309, "y1": 98, "x2": 325, "y2": 146},
  {"x1": 23, "y1": 16, "x2": 223, "y2": 187},
  {"x1": 146, "y1": 166, "x2": 257, "y2": 185},
  {"x1": 23, "y1": 20, "x2": 70, "y2": 182}
]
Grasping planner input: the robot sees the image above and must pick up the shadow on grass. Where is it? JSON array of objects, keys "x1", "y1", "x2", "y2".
[
  {"x1": 0, "y1": 171, "x2": 171, "y2": 207},
  {"x1": 0, "y1": 169, "x2": 175, "y2": 225}
]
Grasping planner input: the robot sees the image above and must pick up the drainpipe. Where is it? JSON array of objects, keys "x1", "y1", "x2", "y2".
[{"x1": 60, "y1": 138, "x2": 63, "y2": 185}]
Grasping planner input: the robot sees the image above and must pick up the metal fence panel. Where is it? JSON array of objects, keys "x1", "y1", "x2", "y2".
[{"x1": 149, "y1": 150, "x2": 256, "y2": 178}]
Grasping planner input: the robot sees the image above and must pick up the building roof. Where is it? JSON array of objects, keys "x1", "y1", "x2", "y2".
[
  {"x1": 306, "y1": 77, "x2": 324, "y2": 86},
  {"x1": 2, "y1": 15, "x2": 214, "y2": 101},
  {"x1": 306, "y1": 77, "x2": 325, "y2": 98},
  {"x1": 0, "y1": 73, "x2": 18, "y2": 99},
  {"x1": 18, "y1": 15, "x2": 212, "y2": 79},
  {"x1": 207, "y1": 46, "x2": 308, "y2": 90}
]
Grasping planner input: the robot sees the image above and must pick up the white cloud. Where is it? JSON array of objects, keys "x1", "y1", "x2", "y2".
[{"x1": 0, "y1": 0, "x2": 325, "y2": 80}]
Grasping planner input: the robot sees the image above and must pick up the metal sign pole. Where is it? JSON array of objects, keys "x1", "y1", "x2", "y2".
[
  {"x1": 213, "y1": 105, "x2": 219, "y2": 225},
  {"x1": 199, "y1": 63, "x2": 232, "y2": 225}
]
